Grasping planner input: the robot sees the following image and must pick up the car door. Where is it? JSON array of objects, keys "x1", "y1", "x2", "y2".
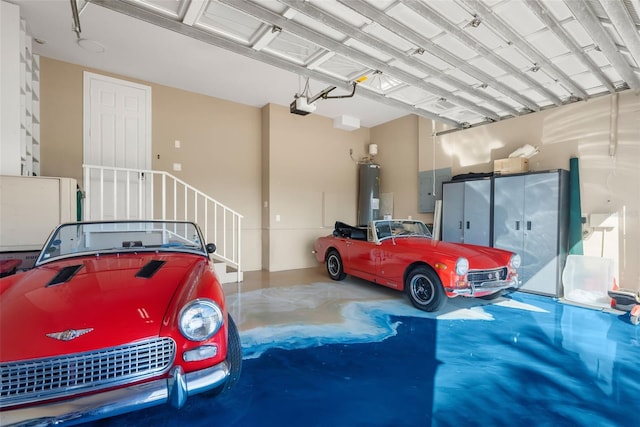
[
  {"x1": 346, "y1": 238, "x2": 378, "y2": 282},
  {"x1": 374, "y1": 239, "x2": 406, "y2": 290}
]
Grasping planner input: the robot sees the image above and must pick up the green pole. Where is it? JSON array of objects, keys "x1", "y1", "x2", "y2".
[
  {"x1": 77, "y1": 186, "x2": 83, "y2": 221},
  {"x1": 568, "y1": 157, "x2": 583, "y2": 255}
]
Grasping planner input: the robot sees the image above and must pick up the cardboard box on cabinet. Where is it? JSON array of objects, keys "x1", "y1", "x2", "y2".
[{"x1": 493, "y1": 158, "x2": 529, "y2": 175}]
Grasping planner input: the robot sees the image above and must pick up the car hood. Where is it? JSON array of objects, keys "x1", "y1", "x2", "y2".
[
  {"x1": 0, "y1": 253, "x2": 206, "y2": 362},
  {"x1": 393, "y1": 237, "x2": 511, "y2": 267}
]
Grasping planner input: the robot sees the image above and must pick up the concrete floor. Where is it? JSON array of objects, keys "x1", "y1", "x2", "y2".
[{"x1": 88, "y1": 266, "x2": 639, "y2": 427}]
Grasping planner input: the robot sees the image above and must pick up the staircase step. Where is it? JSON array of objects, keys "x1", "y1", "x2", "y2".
[{"x1": 213, "y1": 262, "x2": 242, "y2": 284}]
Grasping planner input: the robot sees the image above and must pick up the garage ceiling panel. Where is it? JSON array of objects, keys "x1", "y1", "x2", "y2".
[
  {"x1": 386, "y1": 3, "x2": 442, "y2": 39},
  {"x1": 495, "y1": 0, "x2": 546, "y2": 36},
  {"x1": 37, "y1": 0, "x2": 640, "y2": 129},
  {"x1": 198, "y1": 2, "x2": 261, "y2": 44}
]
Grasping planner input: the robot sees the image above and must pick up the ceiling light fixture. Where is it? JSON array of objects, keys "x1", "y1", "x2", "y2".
[
  {"x1": 77, "y1": 38, "x2": 106, "y2": 53},
  {"x1": 413, "y1": 47, "x2": 425, "y2": 55},
  {"x1": 530, "y1": 64, "x2": 540, "y2": 72},
  {"x1": 470, "y1": 15, "x2": 482, "y2": 28}
]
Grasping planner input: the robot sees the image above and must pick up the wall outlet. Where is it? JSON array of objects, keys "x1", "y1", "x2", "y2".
[{"x1": 173, "y1": 163, "x2": 182, "y2": 171}]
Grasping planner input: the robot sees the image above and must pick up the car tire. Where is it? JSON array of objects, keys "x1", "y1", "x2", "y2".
[
  {"x1": 225, "y1": 315, "x2": 242, "y2": 390},
  {"x1": 479, "y1": 290, "x2": 504, "y2": 300},
  {"x1": 207, "y1": 314, "x2": 242, "y2": 397},
  {"x1": 405, "y1": 266, "x2": 446, "y2": 312},
  {"x1": 326, "y1": 249, "x2": 346, "y2": 281}
]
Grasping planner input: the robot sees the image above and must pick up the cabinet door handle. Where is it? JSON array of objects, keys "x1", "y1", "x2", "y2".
[
  {"x1": 459, "y1": 221, "x2": 463, "y2": 230},
  {"x1": 515, "y1": 221, "x2": 520, "y2": 230},
  {"x1": 527, "y1": 221, "x2": 532, "y2": 231},
  {"x1": 466, "y1": 221, "x2": 470, "y2": 229}
]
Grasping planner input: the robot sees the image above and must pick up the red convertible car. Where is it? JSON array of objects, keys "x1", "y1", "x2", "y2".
[
  {"x1": 0, "y1": 220, "x2": 241, "y2": 426},
  {"x1": 314, "y1": 219, "x2": 520, "y2": 312}
]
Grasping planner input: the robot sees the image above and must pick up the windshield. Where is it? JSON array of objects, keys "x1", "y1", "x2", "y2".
[
  {"x1": 36, "y1": 221, "x2": 207, "y2": 265},
  {"x1": 372, "y1": 220, "x2": 432, "y2": 241}
]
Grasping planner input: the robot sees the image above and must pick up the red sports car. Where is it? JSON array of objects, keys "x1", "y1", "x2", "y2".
[
  {"x1": 0, "y1": 220, "x2": 241, "y2": 426},
  {"x1": 314, "y1": 219, "x2": 521, "y2": 312}
]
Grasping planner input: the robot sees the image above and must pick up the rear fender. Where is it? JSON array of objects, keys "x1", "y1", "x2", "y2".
[{"x1": 323, "y1": 246, "x2": 340, "y2": 262}]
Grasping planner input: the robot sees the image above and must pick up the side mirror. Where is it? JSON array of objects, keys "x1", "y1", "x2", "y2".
[{"x1": 206, "y1": 243, "x2": 216, "y2": 254}]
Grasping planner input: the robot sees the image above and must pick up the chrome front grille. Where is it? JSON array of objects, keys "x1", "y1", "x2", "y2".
[
  {"x1": 0, "y1": 337, "x2": 176, "y2": 408},
  {"x1": 467, "y1": 267, "x2": 508, "y2": 287}
]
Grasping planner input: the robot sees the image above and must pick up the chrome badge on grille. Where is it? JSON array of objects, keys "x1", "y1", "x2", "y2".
[{"x1": 46, "y1": 328, "x2": 94, "y2": 341}]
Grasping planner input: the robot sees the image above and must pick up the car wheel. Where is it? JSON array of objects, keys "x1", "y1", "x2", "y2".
[
  {"x1": 405, "y1": 266, "x2": 446, "y2": 312},
  {"x1": 479, "y1": 290, "x2": 504, "y2": 300},
  {"x1": 207, "y1": 314, "x2": 242, "y2": 397},
  {"x1": 326, "y1": 249, "x2": 346, "y2": 281}
]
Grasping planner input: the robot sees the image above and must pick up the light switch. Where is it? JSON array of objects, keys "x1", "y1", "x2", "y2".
[
  {"x1": 275, "y1": 214, "x2": 281, "y2": 222},
  {"x1": 175, "y1": 140, "x2": 181, "y2": 148},
  {"x1": 173, "y1": 163, "x2": 182, "y2": 171}
]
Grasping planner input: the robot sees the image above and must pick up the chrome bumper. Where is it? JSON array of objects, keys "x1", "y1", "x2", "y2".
[
  {"x1": 450, "y1": 277, "x2": 519, "y2": 296},
  {"x1": 474, "y1": 278, "x2": 519, "y2": 292},
  {"x1": 1, "y1": 361, "x2": 229, "y2": 427}
]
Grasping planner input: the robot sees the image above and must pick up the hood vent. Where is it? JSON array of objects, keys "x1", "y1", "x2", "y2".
[
  {"x1": 136, "y1": 260, "x2": 166, "y2": 279},
  {"x1": 47, "y1": 264, "x2": 83, "y2": 287}
]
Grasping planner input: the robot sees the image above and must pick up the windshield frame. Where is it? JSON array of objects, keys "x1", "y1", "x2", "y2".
[
  {"x1": 370, "y1": 219, "x2": 432, "y2": 244},
  {"x1": 35, "y1": 220, "x2": 208, "y2": 266}
]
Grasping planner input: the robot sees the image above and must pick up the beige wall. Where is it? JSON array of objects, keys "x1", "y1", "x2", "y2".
[
  {"x1": 40, "y1": 57, "x2": 263, "y2": 270},
  {"x1": 40, "y1": 59, "x2": 84, "y2": 184},
  {"x1": 39, "y1": 57, "x2": 371, "y2": 273},
  {"x1": 402, "y1": 90, "x2": 639, "y2": 291},
  {"x1": 263, "y1": 104, "x2": 370, "y2": 271},
  {"x1": 370, "y1": 115, "x2": 429, "y2": 222}
]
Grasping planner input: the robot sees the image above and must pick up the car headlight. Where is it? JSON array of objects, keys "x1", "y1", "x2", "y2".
[
  {"x1": 455, "y1": 257, "x2": 469, "y2": 275},
  {"x1": 510, "y1": 253, "x2": 521, "y2": 269},
  {"x1": 179, "y1": 299, "x2": 223, "y2": 341}
]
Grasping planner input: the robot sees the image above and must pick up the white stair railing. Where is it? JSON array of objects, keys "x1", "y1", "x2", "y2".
[{"x1": 82, "y1": 164, "x2": 242, "y2": 275}]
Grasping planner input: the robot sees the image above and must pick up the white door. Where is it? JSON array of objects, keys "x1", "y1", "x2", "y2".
[{"x1": 83, "y1": 72, "x2": 151, "y2": 220}]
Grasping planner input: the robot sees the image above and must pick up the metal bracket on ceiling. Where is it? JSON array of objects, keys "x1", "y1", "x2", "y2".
[
  {"x1": 71, "y1": 0, "x2": 90, "y2": 39},
  {"x1": 70, "y1": 0, "x2": 82, "y2": 39},
  {"x1": 301, "y1": 74, "x2": 367, "y2": 104},
  {"x1": 308, "y1": 83, "x2": 357, "y2": 103}
]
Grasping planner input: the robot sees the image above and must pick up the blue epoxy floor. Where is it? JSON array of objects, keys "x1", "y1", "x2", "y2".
[{"x1": 87, "y1": 268, "x2": 639, "y2": 427}]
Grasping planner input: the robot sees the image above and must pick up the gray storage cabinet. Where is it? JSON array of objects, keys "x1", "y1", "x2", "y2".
[
  {"x1": 492, "y1": 170, "x2": 570, "y2": 296},
  {"x1": 442, "y1": 178, "x2": 492, "y2": 246}
]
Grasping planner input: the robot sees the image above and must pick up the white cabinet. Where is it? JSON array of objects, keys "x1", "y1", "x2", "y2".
[
  {"x1": 0, "y1": 175, "x2": 78, "y2": 252},
  {"x1": 0, "y1": 2, "x2": 40, "y2": 176}
]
